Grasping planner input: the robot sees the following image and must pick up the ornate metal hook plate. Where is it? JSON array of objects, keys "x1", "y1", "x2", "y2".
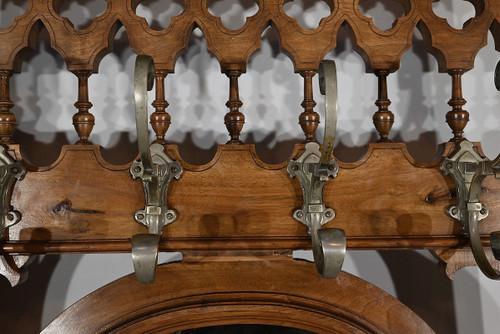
[
  {"x1": 287, "y1": 60, "x2": 346, "y2": 278},
  {"x1": 0, "y1": 146, "x2": 26, "y2": 239},
  {"x1": 441, "y1": 140, "x2": 500, "y2": 279},
  {"x1": 130, "y1": 55, "x2": 183, "y2": 284},
  {"x1": 130, "y1": 144, "x2": 182, "y2": 235}
]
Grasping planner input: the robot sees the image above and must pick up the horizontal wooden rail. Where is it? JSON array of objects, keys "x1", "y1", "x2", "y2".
[{"x1": 0, "y1": 235, "x2": 485, "y2": 254}]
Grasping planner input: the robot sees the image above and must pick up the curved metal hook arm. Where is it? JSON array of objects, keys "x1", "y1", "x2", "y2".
[
  {"x1": 467, "y1": 206, "x2": 500, "y2": 279},
  {"x1": 441, "y1": 141, "x2": 500, "y2": 279},
  {"x1": 287, "y1": 60, "x2": 346, "y2": 278},
  {"x1": 134, "y1": 56, "x2": 155, "y2": 183},
  {"x1": 0, "y1": 146, "x2": 26, "y2": 239},
  {"x1": 130, "y1": 56, "x2": 183, "y2": 284},
  {"x1": 309, "y1": 212, "x2": 346, "y2": 277},
  {"x1": 318, "y1": 60, "x2": 337, "y2": 172}
]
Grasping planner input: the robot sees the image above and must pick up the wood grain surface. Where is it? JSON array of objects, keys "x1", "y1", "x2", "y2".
[
  {"x1": 0, "y1": 0, "x2": 496, "y2": 73},
  {"x1": 41, "y1": 258, "x2": 434, "y2": 333},
  {"x1": 0, "y1": 142, "x2": 498, "y2": 255},
  {"x1": 0, "y1": 0, "x2": 499, "y2": 278}
]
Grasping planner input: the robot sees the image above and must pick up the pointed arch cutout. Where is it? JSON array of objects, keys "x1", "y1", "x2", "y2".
[
  {"x1": 246, "y1": 20, "x2": 285, "y2": 64},
  {"x1": 9, "y1": 19, "x2": 45, "y2": 73},
  {"x1": 489, "y1": 19, "x2": 500, "y2": 55},
  {"x1": 42, "y1": 259, "x2": 434, "y2": 333},
  {"x1": 341, "y1": 20, "x2": 373, "y2": 71},
  {"x1": 91, "y1": 19, "x2": 124, "y2": 73},
  {"x1": 416, "y1": 19, "x2": 448, "y2": 73}
]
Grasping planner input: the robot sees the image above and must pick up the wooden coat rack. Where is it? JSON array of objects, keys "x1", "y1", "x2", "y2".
[{"x1": 1, "y1": 0, "x2": 500, "y2": 332}]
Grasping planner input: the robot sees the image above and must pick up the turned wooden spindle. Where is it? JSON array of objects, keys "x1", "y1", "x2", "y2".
[
  {"x1": 224, "y1": 69, "x2": 244, "y2": 144},
  {"x1": 151, "y1": 70, "x2": 171, "y2": 144},
  {"x1": 0, "y1": 70, "x2": 16, "y2": 144},
  {"x1": 299, "y1": 70, "x2": 319, "y2": 142},
  {"x1": 373, "y1": 70, "x2": 394, "y2": 142},
  {"x1": 446, "y1": 69, "x2": 468, "y2": 142},
  {"x1": 72, "y1": 70, "x2": 94, "y2": 144}
]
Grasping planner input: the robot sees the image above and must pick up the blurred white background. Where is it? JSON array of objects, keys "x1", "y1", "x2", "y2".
[{"x1": 1, "y1": 0, "x2": 500, "y2": 333}]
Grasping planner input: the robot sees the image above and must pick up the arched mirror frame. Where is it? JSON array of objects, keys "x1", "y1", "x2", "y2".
[{"x1": 42, "y1": 258, "x2": 433, "y2": 333}]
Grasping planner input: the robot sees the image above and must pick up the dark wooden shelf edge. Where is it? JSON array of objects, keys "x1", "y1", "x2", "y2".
[{"x1": 0, "y1": 235, "x2": 483, "y2": 254}]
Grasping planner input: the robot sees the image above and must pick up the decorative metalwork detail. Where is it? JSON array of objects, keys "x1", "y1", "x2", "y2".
[
  {"x1": 441, "y1": 140, "x2": 500, "y2": 279},
  {"x1": 287, "y1": 60, "x2": 346, "y2": 278},
  {"x1": 0, "y1": 145, "x2": 26, "y2": 239},
  {"x1": 130, "y1": 144, "x2": 182, "y2": 234},
  {"x1": 130, "y1": 55, "x2": 183, "y2": 284}
]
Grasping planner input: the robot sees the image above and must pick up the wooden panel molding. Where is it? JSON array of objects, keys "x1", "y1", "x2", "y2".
[
  {"x1": 0, "y1": 142, "x2": 498, "y2": 260},
  {"x1": 0, "y1": 0, "x2": 499, "y2": 286},
  {"x1": 0, "y1": 0, "x2": 497, "y2": 73},
  {"x1": 41, "y1": 258, "x2": 434, "y2": 333}
]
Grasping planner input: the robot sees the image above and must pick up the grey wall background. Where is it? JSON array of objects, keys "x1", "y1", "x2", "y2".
[{"x1": 1, "y1": 0, "x2": 500, "y2": 333}]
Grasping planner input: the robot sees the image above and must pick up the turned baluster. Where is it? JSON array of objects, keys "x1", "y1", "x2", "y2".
[
  {"x1": 72, "y1": 70, "x2": 94, "y2": 144},
  {"x1": 373, "y1": 70, "x2": 394, "y2": 142},
  {"x1": 299, "y1": 70, "x2": 319, "y2": 142},
  {"x1": 224, "y1": 69, "x2": 244, "y2": 144},
  {"x1": 151, "y1": 70, "x2": 170, "y2": 144},
  {"x1": 446, "y1": 69, "x2": 468, "y2": 142},
  {"x1": 0, "y1": 70, "x2": 16, "y2": 144}
]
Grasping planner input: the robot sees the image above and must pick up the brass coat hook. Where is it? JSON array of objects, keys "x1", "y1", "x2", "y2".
[
  {"x1": 287, "y1": 60, "x2": 346, "y2": 278},
  {"x1": 441, "y1": 141, "x2": 500, "y2": 279},
  {"x1": 130, "y1": 56, "x2": 183, "y2": 284}
]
